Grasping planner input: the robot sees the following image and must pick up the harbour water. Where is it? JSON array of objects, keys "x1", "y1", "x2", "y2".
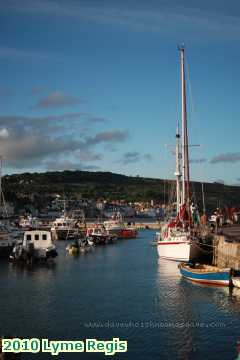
[{"x1": 1, "y1": 230, "x2": 240, "y2": 359}]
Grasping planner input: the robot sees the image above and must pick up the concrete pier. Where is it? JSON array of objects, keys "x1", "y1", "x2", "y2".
[{"x1": 213, "y1": 225, "x2": 240, "y2": 270}]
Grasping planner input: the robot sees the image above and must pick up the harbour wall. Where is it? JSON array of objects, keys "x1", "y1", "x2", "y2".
[{"x1": 213, "y1": 226, "x2": 240, "y2": 270}]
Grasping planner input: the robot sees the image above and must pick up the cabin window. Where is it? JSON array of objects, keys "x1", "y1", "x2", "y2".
[
  {"x1": 63, "y1": 223, "x2": 66, "y2": 226},
  {"x1": 58, "y1": 223, "x2": 62, "y2": 226},
  {"x1": 34, "y1": 234, "x2": 39, "y2": 240},
  {"x1": 42, "y1": 234, "x2": 47, "y2": 240},
  {"x1": 26, "y1": 235, "x2": 31, "y2": 241}
]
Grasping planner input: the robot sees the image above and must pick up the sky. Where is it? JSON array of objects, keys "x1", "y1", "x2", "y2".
[{"x1": 0, "y1": 0, "x2": 240, "y2": 185}]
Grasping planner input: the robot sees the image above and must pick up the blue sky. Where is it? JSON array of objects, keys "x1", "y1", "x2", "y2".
[{"x1": 0, "y1": 0, "x2": 240, "y2": 184}]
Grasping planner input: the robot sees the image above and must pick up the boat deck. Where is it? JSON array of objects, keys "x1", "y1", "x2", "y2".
[{"x1": 183, "y1": 264, "x2": 230, "y2": 273}]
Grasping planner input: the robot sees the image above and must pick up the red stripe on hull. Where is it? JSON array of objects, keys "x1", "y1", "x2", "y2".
[
  {"x1": 158, "y1": 242, "x2": 189, "y2": 245},
  {"x1": 183, "y1": 277, "x2": 229, "y2": 286}
]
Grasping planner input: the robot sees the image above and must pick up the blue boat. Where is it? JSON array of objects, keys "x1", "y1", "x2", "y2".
[{"x1": 178, "y1": 263, "x2": 231, "y2": 286}]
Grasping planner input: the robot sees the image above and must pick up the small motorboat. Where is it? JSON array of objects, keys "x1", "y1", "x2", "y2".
[
  {"x1": 86, "y1": 225, "x2": 116, "y2": 245},
  {"x1": 178, "y1": 262, "x2": 231, "y2": 286},
  {"x1": 66, "y1": 242, "x2": 79, "y2": 256},
  {"x1": 66, "y1": 238, "x2": 91, "y2": 255},
  {"x1": 232, "y1": 277, "x2": 240, "y2": 289}
]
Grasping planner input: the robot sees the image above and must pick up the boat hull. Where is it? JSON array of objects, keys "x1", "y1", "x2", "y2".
[
  {"x1": 52, "y1": 229, "x2": 78, "y2": 240},
  {"x1": 157, "y1": 230, "x2": 212, "y2": 262},
  {"x1": 0, "y1": 244, "x2": 15, "y2": 258},
  {"x1": 179, "y1": 263, "x2": 230, "y2": 286},
  {"x1": 119, "y1": 229, "x2": 138, "y2": 239},
  {"x1": 157, "y1": 240, "x2": 191, "y2": 261},
  {"x1": 157, "y1": 238, "x2": 204, "y2": 262}
]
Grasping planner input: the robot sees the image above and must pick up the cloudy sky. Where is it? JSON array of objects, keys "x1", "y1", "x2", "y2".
[{"x1": 0, "y1": 0, "x2": 240, "y2": 184}]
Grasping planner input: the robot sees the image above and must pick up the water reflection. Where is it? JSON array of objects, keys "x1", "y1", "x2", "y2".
[
  {"x1": 156, "y1": 259, "x2": 195, "y2": 359},
  {"x1": 0, "y1": 231, "x2": 240, "y2": 360},
  {"x1": 156, "y1": 257, "x2": 240, "y2": 359}
]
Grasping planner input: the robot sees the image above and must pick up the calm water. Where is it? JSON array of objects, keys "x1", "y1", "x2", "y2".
[{"x1": 1, "y1": 230, "x2": 240, "y2": 359}]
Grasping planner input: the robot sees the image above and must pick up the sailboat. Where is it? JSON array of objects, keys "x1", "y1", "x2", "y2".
[{"x1": 157, "y1": 46, "x2": 205, "y2": 262}]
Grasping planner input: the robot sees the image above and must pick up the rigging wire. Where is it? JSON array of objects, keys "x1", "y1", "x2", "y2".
[{"x1": 185, "y1": 51, "x2": 207, "y2": 214}]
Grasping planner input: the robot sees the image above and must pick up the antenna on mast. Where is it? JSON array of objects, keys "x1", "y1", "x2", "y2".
[{"x1": 177, "y1": 43, "x2": 185, "y2": 51}]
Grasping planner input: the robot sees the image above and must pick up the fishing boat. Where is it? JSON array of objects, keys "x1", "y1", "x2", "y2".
[
  {"x1": 51, "y1": 200, "x2": 85, "y2": 240},
  {"x1": 10, "y1": 230, "x2": 57, "y2": 262},
  {"x1": 178, "y1": 263, "x2": 231, "y2": 286},
  {"x1": 121, "y1": 224, "x2": 138, "y2": 239},
  {"x1": 157, "y1": 46, "x2": 209, "y2": 262},
  {"x1": 86, "y1": 224, "x2": 116, "y2": 245},
  {"x1": 103, "y1": 212, "x2": 124, "y2": 237},
  {"x1": 51, "y1": 213, "x2": 80, "y2": 240},
  {"x1": 103, "y1": 213, "x2": 137, "y2": 239},
  {"x1": 19, "y1": 215, "x2": 43, "y2": 230}
]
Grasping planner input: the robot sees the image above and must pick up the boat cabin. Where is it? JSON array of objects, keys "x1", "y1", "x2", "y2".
[
  {"x1": 23, "y1": 230, "x2": 53, "y2": 249},
  {"x1": 51, "y1": 216, "x2": 76, "y2": 230}
]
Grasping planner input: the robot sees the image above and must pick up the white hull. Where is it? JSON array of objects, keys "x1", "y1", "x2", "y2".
[
  {"x1": 157, "y1": 240, "x2": 191, "y2": 262},
  {"x1": 157, "y1": 231, "x2": 203, "y2": 262}
]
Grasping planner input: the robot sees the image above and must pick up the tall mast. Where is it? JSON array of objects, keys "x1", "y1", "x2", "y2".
[
  {"x1": 179, "y1": 46, "x2": 190, "y2": 207},
  {"x1": 174, "y1": 125, "x2": 181, "y2": 215},
  {"x1": 201, "y1": 182, "x2": 206, "y2": 215},
  {"x1": 0, "y1": 156, "x2": 2, "y2": 210},
  {"x1": 0, "y1": 156, "x2": 8, "y2": 217}
]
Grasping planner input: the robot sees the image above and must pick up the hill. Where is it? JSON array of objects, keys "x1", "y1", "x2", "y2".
[{"x1": 2, "y1": 170, "x2": 240, "y2": 213}]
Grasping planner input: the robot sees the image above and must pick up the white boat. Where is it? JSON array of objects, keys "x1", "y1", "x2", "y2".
[
  {"x1": 157, "y1": 46, "x2": 205, "y2": 262},
  {"x1": 10, "y1": 230, "x2": 57, "y2": 262},
  {"x1": 51, "y1": 214, "x2": 79, "y2": 240},
  {"x1": 86, "y1": 224, "x2": 116, "y2": 245},
  {"x1": 103, "y1": 212, "x2": 125, "y2": 237},
  {"x1": 19, "y1": 215, "x2": 43, "y2": 230},
  {"x1": 156, "y1": 227, "x2": 199, "y2": 262}
]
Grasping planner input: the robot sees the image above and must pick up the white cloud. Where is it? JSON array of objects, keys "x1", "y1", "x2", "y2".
[{"x1": 0, "y1": 128, "x2": 9, "y2": 139}]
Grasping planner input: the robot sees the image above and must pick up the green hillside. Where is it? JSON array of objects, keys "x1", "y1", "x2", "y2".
[{"x1": 2, "y1": 170, "x2": 240, "y2": 213}]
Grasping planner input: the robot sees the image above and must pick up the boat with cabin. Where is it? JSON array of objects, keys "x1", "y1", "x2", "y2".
[
  {"x1": 86, "y1": 224, "x2": 116, "y2": 245},
  {"x1": 103, "y1": 213, "x2": 137, "y2": 239},
  {"x1": 10, "y1": 230, "x2": 57, "y2": 262},
  {"x1": 51, "y1": 203, "x2": 86, "y2": 240},
  {"x1": 51, "y1": 214, "x2": 79, "y2": 240},
  {"x1": 19, "y1": 215, "x2": 43, "y2": 230},
  {"x1": 103, "y1": 212, "x2": 124, "y2": 237},
  {"x1": 121, "y1": 223, "x2": 138, "y2": 239}
]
